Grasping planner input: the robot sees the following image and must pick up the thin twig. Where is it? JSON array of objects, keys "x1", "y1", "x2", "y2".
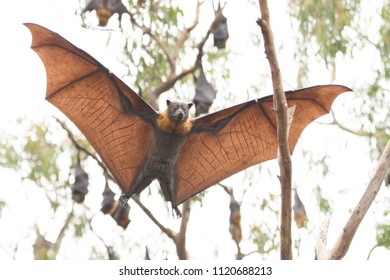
[
  {"x1": 366, "y1": 244, "x2": 381, "y2": 260},
  {"x1": 152, "y1": 10, "x2": 221, "y2": 97},
  {"x1": 319, "y1": 110, "x2": 366, "y2": 136},
  {"x1": 172, "y1": 0, "x2": 203, "y2": 64},
  {"x1": 55, "y1": 118, "x2": 107, "y2": 173},
  {"x1": 51, "y1": 202, "x2": 74, "y2": 257},
  {"x1": 88, "y1": 213, "x2": 119, "y2": 260},
  {"x1": 128, "y1": 11, "x2": 175, "y2": 70},
  {"x1": 330, "y1": 110, "x2": 366, "y2": 136}
]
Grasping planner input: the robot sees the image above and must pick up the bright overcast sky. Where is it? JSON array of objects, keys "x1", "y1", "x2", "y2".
[{"x1": 0, "y1": 0, "x2": 389, "y2": 261}]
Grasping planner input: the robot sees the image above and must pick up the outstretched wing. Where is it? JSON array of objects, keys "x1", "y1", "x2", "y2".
[
  {"x1": 175, "y1": 85, "x2": 350, "y2": 204},
  {"x1": 25, "y1": 23, "x2": 156, "y2": 195}
]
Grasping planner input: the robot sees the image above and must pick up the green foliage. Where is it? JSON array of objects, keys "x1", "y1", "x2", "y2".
[
  {"x1": 120, "y1": 1, "x2": 229, "y2": 104},
  {"x1": 0, "y1": 200, "x2": 5, "y2": 218},
  {"x1": 289, "y1": 0, "x2": 360, "y2": 63},
  {"x1": 354, "y1": 82, "x2": 389, "y2": 159},
  {"x1": 0, "y1": 121, "x2": 64, "y2": 184},
  {"x1": 376, "y1": 223, "x2": 390, "y2": 248},
  {"x1": 314, "y1": 185, "x2": 332, "y2": 214},
  {"x1": 123, "y1": 1, "x2": 186, "y2": 98},
  {"x1": 250, "y1": 224, "x2": 279, "y2": 256},
  {"x1": 288, "y1": 0, "x2": 361, "y2": 86},
  {"x1": 0, "y1": 140, "x2": 20, "y2": 169},
  {"x1": 24, "y1": 124, "x2": 62, "y2": 183},
  {"x1": 72, "y1": 215, "x2": 88, "y2": 238},
  {"x1": 379, "y1": 2, "x2": 390, "y2": 78},
  {"x1": 290, "y1": 4, "x2": 389, "y2": 250}
]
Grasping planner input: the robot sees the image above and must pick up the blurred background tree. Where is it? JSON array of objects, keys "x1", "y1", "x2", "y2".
[{"x1": 0, "y1": 0, "x2": 388, "y2": 259}]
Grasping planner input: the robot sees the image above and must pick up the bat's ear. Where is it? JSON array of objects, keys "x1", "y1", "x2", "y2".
[
  {"x1": 166, "y1": 100, "x2": 171, "y2": 106},
  {"x1": 188, "y1": 103, "x2": 193, "y2": 109}
]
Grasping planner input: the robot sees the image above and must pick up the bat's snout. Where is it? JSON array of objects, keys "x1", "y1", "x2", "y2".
[
  {"x1": 177, "y1": 111, "x2": 184, "y2": 120},
  {"x1": 171, "y1": 110, "x2": 185, "y2": 123}
]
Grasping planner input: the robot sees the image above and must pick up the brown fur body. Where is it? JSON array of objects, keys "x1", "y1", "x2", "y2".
[{"x1": 120, "y1": 101, "x2": 193, "y2": 216}]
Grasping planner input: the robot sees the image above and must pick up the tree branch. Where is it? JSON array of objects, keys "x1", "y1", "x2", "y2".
[
  {"x1": 88, "y1": 213, "x2": 118, "y2": 259},
  {"x1": 129, "y1": 0, "x2": 205, "y2": 88},
  {"x1": 323, "y1": 139, "x2": 390, "y2": 259},
  {"x1": 315, "y1": 217, "x2": 330, "y2": 259},
  {"x1": 257, "y1": 0, "x2": 292, "y2": 259},
  {"x1": 51, "y1": 203, "x2": 74, "y2": 258},
  {"x1": 55, "y1": 118, "x2": 107, "y2": 173},
  {"x1": 133, "y1": 196, "x2": 190, "y2": 260},
  {"x1": 151, "y1": 10, "x2": 220, "y2": 98},
  {"x1": 321, "y1": 110, "x2": 367, "y2": 136},
  {"x1": 129, "y1": 14, "x2": 176, "y2": 71},
  {"x1": 172, "y1": 0, "x2": 202, "y2": 64},
  {"x1": 131, "y1": 195, "x2": 176, "y2": 240},
  {"x1": 176, "y1": 200, "x2": 191, "y2": 260}
]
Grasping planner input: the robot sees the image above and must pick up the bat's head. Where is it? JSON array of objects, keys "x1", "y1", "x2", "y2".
[{"x1": 166, "y1": 100, "x2": 193, "y2": 123}]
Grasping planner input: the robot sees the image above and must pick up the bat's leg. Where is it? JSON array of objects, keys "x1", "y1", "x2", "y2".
[
  {"x1": 171, "y1": 204, "x2": 182, "y2": 218},
  {"x1": 118, "y1": 195, "x2": 130, "y2": 206},
  {"x1": 158, "y1": 177, "x2": 182, "y2": 218},
  {"x1": 118, "y1": 174, "x2": 154, "y2": 206}
]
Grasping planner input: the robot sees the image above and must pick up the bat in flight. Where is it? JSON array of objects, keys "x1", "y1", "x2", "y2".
[{"x1": 25, "y1": 23, "x2": 351, "y2": 217}]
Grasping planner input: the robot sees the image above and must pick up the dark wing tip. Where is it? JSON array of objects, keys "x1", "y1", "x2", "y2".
[
  {"x1": 286, "y1": 84, "x2": 352, "y2": 95},
  {"x1": 313, "y1": 84, "x2": 352, "y2": 94},
  {"x1": 328, "y1": 84, "x2": 352, "y2": 92}
]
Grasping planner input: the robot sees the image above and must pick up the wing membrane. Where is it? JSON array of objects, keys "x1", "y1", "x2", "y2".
[
  {"x1": 25, "y1": 23, "x2": 155, "y2": 194},
  {"x1": 175, "y1": 85, "x2": 350, "y2": 204}
]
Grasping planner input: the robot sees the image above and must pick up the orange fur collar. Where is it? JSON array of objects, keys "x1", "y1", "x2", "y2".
[{"x1": 157, "y1": 109, "x2": 192, "y2": 135}]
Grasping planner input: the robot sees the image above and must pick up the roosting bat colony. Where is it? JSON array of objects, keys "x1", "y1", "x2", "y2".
[{"x1": 24, "y1": 2, "x2": 350, "y2": 219}]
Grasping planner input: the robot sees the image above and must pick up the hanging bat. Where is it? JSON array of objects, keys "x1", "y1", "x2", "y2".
[
  {"x1": 229, "y1": 195, "x2": 242, "y2": 245},
  {"x1": 293, "y1": 189, "x2": 308, "y2": 228},
  {"x1": 71, "y1": 154, "x2": 89, "y2": 203},
  {"x1": 193, "y1": 66, "x2": 217, "y2": 116},
  {"x1": 101, "y1": 181, "x2": 130, "y2": 228},
  {"x1": 82, "y1": 0, "x2": 128, "y2": 27},
  {"x1": 211, "y1": 3, "x2": 229, "y2": 49},
  {"x1": 25, "y1": 23, "x2": 351, "y2": 217}
]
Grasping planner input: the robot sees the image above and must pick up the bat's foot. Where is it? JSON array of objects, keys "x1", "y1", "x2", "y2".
[
  {"x1": 118, "y1": 194, "x2": 130, "y2": 207},
  {"x1": 172, "y1": 205, "x2": 182, "y2": 218}
]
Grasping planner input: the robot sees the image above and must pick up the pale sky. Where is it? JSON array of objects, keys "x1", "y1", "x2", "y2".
[{"x1": 0, "y1": 0, "x2": 389, "y2": 260}]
